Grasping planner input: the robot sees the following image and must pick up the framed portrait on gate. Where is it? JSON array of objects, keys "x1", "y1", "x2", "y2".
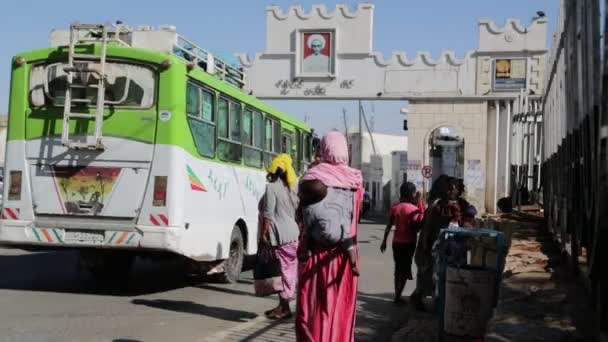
[{"x1": 296, "y1": 29, "x2": 336, "y2": 78}]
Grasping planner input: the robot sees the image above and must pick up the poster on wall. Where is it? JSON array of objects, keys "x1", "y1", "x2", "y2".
[
  {"x1": 493, "y1": 59, "x2": 527, "y2": 91},
  {"x1": 299, "y1": 31, "x2": 335, "y2": 76},
  {"x1": 464, "y1": 159, "x2": 485, "y2": 209},
  {"x1": 406, "y1": 160, "x2": 424, "y2": 191}
]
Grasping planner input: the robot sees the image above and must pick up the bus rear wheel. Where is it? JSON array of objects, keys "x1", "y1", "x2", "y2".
[{"x1": 217, "y1": 226, "x2": 244, "y2": 284}]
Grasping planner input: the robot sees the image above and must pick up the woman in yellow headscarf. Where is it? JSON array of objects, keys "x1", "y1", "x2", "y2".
[
  {"x1": 267, "y1": 153, "x2": 297, "y2": 189},
  {"x1": 257, "y1": 153, "x2": 299, "y2": 319}
]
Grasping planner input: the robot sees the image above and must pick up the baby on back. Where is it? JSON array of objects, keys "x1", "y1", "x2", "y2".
[{"x1": 298, "y1": 179, "x2": 359, "y2": 275}]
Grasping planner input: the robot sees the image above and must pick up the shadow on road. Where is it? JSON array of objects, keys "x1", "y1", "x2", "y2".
[
  {"x1": 197, "y1": 283, "x2": 260, "y2": 299},
  {"x1": 0, "y1": 248, "x2": 263, "y2": 298},
  {"x1": 356, "y1": 291, "x2": 415, "y2": 341},
  {"x1": 132, "y1": 299, "x2": 258, "y2": 322},
  {"x1": 0, "y1": 250, "x2": 198, "y2": 296}
]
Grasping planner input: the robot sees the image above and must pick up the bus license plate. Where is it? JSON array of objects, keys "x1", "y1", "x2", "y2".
[{"x1": 65, "y1": 230, "x2": 105, "y2": 244}]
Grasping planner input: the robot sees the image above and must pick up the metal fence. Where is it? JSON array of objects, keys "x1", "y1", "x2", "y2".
[{"x1": 538, "y1": 0, "x2": 607, "y2": 336}]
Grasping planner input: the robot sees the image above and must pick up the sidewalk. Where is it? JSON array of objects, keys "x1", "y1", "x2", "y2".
[
  {"x1": 485, "y1": 216, "x2": 593, "y2": 341},
  {"x1": 205, "y1": 293, "x2": 408, "y2": 341},
  {"x1": 390, "y1": 214, "x2": 593, "y2": 341}
]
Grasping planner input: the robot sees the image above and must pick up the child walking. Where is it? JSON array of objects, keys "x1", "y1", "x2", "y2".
[{"x1": 380, "y1": 182, "x2": 425, "y2": 304}]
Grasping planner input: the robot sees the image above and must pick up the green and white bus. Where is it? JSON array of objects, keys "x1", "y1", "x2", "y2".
[{"x1": 1, "y1": 23, "x2": 312, "y2": 282}]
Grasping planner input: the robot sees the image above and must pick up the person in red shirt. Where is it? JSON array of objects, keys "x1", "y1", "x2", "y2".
[{"x1": 380, "y1": 182, "x2": 425, "y2": 305}]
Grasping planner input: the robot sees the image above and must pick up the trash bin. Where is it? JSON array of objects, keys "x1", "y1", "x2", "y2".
[{"x1": 436, "y1": 227, "x2": 506, "y2": 340}]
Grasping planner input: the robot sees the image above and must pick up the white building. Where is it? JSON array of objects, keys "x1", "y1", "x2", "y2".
[
  {"x1": 391, "y1": 151, "x2": 408, "y2": 202},
  {"x1": 347, "y1": 131, "x2": 407, "y2": 211}
]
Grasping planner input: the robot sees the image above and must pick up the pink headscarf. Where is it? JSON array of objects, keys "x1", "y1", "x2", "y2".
[{"x1": 301, "y1": 131, "x2": 363, "y2": 189}]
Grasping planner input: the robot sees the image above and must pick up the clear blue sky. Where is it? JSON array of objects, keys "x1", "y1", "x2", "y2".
[{"x1": 0, "y1": 0, "x2": 559, "y2": 134}]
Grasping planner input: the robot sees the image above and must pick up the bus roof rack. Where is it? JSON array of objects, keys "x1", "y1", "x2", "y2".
[{"x1": 50, "y1": 22, "x2": 246, "y2": 90}]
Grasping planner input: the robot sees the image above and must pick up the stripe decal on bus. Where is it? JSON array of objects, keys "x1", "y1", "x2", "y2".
[
  {"x1": 1, "y1": 208, "x2": 20, "y2": 220},
  {"x1": 31, "y1": 228, "x2": 64, "y2": 243},
  {"x1": 116, "y1": 232, "x2": 130, "y2": 244},
  {"x1": 150, "y1": 214, "x2": 169, "y2": 226},
  {"x1": 29, "y1": 228, "x2": 138, "y2": 245},
  {"x1": 186, "y1": 165, "x2": 207, "y2": 192}
]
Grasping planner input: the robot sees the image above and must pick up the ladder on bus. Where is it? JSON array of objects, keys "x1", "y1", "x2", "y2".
[
  {"x1": 61, "y1": 23, "x2": 129, "y2": 150},
  {"x1": 173, "y1": 35, "x2": 245, "y2": 89}
]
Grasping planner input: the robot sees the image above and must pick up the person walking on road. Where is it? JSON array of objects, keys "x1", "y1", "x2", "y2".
[
  {"x1": 258, "y1": 154, "x2": 300, "y2": 319},
  {"x1": 455, "y1": 179, "x2": 478, "y2": 228},
  {"x1": 359, "y1": 190, "x2": 370, "y2": 222},
  {"x1": 380, "y1": 182, "x2": 425, "y2": 305},
  {"x1": 296, "y1": 131, "x2": 363, "y2": 342},
  {"x1": 409, "y1": 175, "x2": 457, "y2": 311}
]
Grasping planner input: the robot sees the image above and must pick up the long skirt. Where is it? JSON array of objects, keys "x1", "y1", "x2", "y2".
[
  {"x1": 295, "y1": 245, "x2": 358, "y2": 342},
  {"x1": 275, "y1": 241, "x2": 299, "y2": 300}
]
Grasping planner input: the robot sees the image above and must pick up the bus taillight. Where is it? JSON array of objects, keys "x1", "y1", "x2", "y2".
[
  {"x1": 153, "y1": 176, "x2": 167, "y2": 207},
  {"x1": 8, "y1": 171, "x2": 22, "y2": 201}
]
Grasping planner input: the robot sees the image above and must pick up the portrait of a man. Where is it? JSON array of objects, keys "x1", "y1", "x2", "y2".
[{"x1": 302, "y1": 32, "x2": 331, "y2": 74}]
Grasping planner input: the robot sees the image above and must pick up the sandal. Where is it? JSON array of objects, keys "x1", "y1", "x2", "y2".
[
  {"x1": 264, "y1": 307, "x2": 280, "y2": 317},
  {"x1": 268, "y1": 310, "x2": 293, "y2": 320}
]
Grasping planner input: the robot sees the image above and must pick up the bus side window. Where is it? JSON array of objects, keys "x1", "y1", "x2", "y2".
[
  {"x1": 281, "y1": 131, "x2": 293, "y2": 156},
  {"x1": 294, "y1": 130, "x2": 301, "y2": 173},
  {"x1": 273, "y1": 120, "x2": 281, "y2": 154},
  {"x1": 243, "y1": 109, "x2": 263, "y2": 168},
  {"x1": 217, "y1": 98, "x2": 242, "y2": 163},
  {"x1": 298, "y1": 131, "x2": 310, "y2": 174},
  {"x1": 304, "y1": 133, "x2": 312, "y2": 163},
  {"x1": 264, "y1": 117, "x2": 274, "y2": 168},
  {"x1": 186, "y1": 81, "x2": 215, "y2": 158}
]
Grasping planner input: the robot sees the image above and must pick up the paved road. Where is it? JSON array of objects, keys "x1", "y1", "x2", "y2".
[{"x1": 0, "y1": 220, "x2": 417, "y2": 342}]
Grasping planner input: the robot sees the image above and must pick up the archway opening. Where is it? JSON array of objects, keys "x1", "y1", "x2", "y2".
[{"x1": 428, "y1": 126, "x2": 465, "y2": 186}]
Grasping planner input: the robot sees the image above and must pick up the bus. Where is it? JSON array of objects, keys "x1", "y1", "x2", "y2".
[{"x1": 0, "y1": 23, "x2": 312, "y2": 283}]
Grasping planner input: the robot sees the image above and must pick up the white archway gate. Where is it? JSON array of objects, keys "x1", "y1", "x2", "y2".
[{"x1": 239, "y1": 4, "x2": 548, "y2": 213}]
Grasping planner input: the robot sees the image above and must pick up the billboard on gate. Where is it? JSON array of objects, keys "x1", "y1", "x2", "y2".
[{"x1": 493, "y1": 59, "x2": 527, "y2": 91}]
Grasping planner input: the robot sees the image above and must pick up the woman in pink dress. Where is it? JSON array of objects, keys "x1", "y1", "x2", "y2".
[{"x1": 296, "y1": 131, "x2": 363, "y2": 342}]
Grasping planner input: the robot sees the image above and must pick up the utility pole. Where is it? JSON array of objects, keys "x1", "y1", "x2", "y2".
[{"x1": 360, "y1": 101, "x2": 377, "y2": 154}]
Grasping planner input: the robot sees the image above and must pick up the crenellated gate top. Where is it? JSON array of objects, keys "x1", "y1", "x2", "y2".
[{"x1": 237, "y1": 4, "x2": 548, "y2": 100}]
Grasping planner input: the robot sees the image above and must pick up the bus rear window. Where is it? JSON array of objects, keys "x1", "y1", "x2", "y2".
[{"x1": 29, "y1": 62, "x2": 156, "y2": 108}]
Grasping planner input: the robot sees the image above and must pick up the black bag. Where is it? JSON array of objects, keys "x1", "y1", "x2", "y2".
[{"x1": 253, "y1": 246, "x2": 283, "y2": 297}]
